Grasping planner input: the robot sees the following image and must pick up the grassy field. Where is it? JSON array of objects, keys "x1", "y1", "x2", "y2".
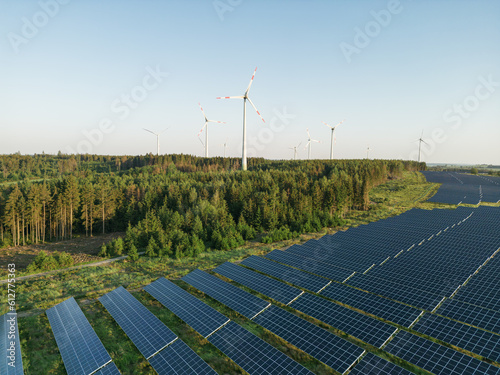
[{"x1": 12, "y1": 171, "x2": 497, "y2": 374}]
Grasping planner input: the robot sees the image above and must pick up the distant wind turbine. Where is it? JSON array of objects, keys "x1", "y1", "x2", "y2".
[
  {"x1": 416, "y1": 130, "x2": 429, "y2": 163},
  {"x1": 322, "y1": 119, "x2": 345, "y2": 160},
  {"x1": 366, "y1": 145, "x2": 371, "y2": 159},
  {"x1": 143, "y1": 128, "x2": 168, "y2": 156},
  {"x1": 197, "y1": 103, "x2": 225, "y2": 158},
  {"x1": 221, "y1": 138, "x2": 228, "y2": 158},
  {"x1": 304, "y1": 128, "x2": 320, "y2": 160},
  {"x1": 289, "y1": 142, "x2": 301, "y2": 160},
  {"x1": 217, "y1": 67, "x2": 265, "y2": 171}
]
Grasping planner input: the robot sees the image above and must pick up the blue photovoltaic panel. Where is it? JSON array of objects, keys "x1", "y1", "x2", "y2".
[
  {"x1": 349, "y1": 353, "x2": 414, "y2": 375},
  {"x1": 208, "y1": 321, "x2": 314, "y2": 375},
  {"x1": 94, "y1": 363, "x2": 121, "y2": 375},
  {"x1": 213, "y1": 262, "x2": 303, "y2": 305},
  {"x1": 412, "y1": 313, "x2": 500, "y2": 363},
  {"x1": 319, "y1": 281, "x2": 422, "y2": 327},
  {"x1": 264, "y1": 249, "x2": 353, "y2": 282},
  {"x1": 290, "y1": 293, "x2": 396, "y2": 348},
  {"x1": 144, "y1": 277, "x2": 229, "y2": 338},
  {"x1": 437, "y1": 299, "x2": 500, "y2": 334},
  {"x1": 46, "y1": 297, "x2": 113, "y2": 375},
  {"x1": 181, "y1": 269, "x2": 270, "y2": 320},
  {"x1": 99, "y1": 286, "x2": 177, "y2": 359},
  {"x1": 385, "y1": 331, "x2": 500, "y2": 375},
  {"x1": 148, "y1": 339, "x2": 217, "y2": 375},
  {"x1": 0, "y1": 313, "x2": 24, "y2": 375},
  {"x1": 253, "y1": 305, "x2": 364, "y2": 373},
  {"x1": 240, "y1": 255, "x2": 331, "y2": 293}
]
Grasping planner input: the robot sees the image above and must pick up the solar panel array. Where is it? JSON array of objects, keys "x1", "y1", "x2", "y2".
[
  {"x1": 181, "y1": 269, "x2": 270, "y2": 319},
  {"x1": 384, "y1": 331, "x2": 500, "y2": 375},
  {"x1": 144, "y1": 277, "x2": 229, "y2": 337},
  {"x1": 289, "y1": 293, "x2": 397, "y2": 348},
  {"x1": 46, "y1": 297, "x2": 115, "y2": 375},
  {"x1": 412, "y1": 313, "x2": 500, "y2": 363},
  {"x1": 0, "y1": 313, "x2": 24, "y2": 375},
  {"x1": 99, "y1": 286, "x2": 177, "y2": 359},
  {"x1": 94, "y1": 363, "x2": 122, "y2": 375},
  {"x1": 253, "y1": 305, "x2": 364, "y2": 374},
  {"x1": 213, "y1": 262, "x2": 303, "y2": 305},
  {"x1": 148, "y1": 339, "x2": 217, "y2": 375},
  {"x1": 422, "y1": 171, "x2": 500, "y2": 204},
  {"x1": 100, "y1": 286, "x2": 217, "y2": 375},
  {"x1": 240, "y1": 255, "x2": 331, "y2": 293},
  {"x1": 208, "y1": 321, "x2": 314, "y2": 375}
]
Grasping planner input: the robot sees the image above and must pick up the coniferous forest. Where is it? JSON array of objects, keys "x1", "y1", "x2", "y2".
[{"x1": 0, "y1": 153, "x2": 425, "y2": 259}]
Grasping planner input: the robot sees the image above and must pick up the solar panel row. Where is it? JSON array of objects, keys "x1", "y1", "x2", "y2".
[
  {"x1": 46, "y1": 297, "x2": 114, "y2": 375},
  {"x1": 0, "y1": 313, "x2": 24, "y2": 375},
  {"x1": 349, "y1": 353, "x2": 414, "y2": 375},
  {"x1": 99, "y1": 286, "x2": 217, "y2": 375}
]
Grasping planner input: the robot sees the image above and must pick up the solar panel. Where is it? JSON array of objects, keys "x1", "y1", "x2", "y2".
[
  {"x1": 412, "y1": 313, "x2": 500, "y2": 363},
  {"x1": 94, "y1": 363, "x2": 121, "y2": 375},
  {"x1": 148, "y1": 339, "x2": 217, "y2": 375},
  {"x1": 346, "y1": 272, "x2": 444, "y2": 311},
  {"x1": 319, "y1": 282, "x2": 422, "y2": 327},
  {"x1": 384, "y1": 330, "x2": 500, "y2": 375},
  {"x1": 348, "y1": 353, "x2": 414, "y2": 375},
  {"x1": 264, "y1": 249, "x2": 353, "y2": 282},
  {"x1": 181, "y1": 269, "x2": 270, "y2": 320},
  {"x1": 213, "y1": 262, "x2": 303, "y2": 305},
  {"x1": 290, "y1": 293, "x2": 397, "y2": 348},
  {"x1": 207, "y1": 321, "x2": 314, "y2": 375},
  {"x1": 99, "y1": 286, "x2": 177, "y2": 359},
  {"x1": 240, "y1": 255, "x2": 331, "y2": 293},
  {"x1": 437, "y1": 299, "x2": 500, "y2": 335},
  {"x1": 46, "y1": 297, "x2": 113, "y2": 375},
  {"x1": 144, "y1": 277, "x2": 229, "y2": 338},
  {"x1": 0, "y1": 313, "x2": 24, "y2": 375},
  {"x1": 253, "y1": 305, "x2": 364, "y2": 373}
]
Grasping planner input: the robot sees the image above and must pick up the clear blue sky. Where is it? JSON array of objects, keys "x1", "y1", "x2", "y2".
[{"x1": 1, "y1": 0, "x2": 499, "y2": 164}]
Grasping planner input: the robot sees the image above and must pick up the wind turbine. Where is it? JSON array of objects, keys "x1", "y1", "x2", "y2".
[
  {"x1": 143, "y1": 128, "x2": 168, "y2": 156},
  {"x1": 197, "y1": 102, "x2": 225, "y2": 157},
  {"x1": 221, "y1": 138, "x2": 228, "y2": 158},
  {"x1": 289, "y1": 142, "x2": 301, "y2": 160},
  {"x1": 416, "y1": 130, "x2": 428, "y2": 163},
  {"x1": 304, "y1": 128, "x2": 320, "y2": 160},
  {"x1": 217, "y1": 67, "x2": 265, "y2": 171},
  {"x1": 366, "y1": 145, "x2": 371, "y2": 159},
  {"x1": 322, "y1": 119, "x2": 345, "y2": 160}
]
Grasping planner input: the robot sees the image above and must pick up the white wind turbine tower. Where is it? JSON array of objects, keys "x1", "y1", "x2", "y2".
[
  {"x1": 289, "y1": 142, "x2": 301, "y2": 160},
  {"x1": 217, "y1": 67, "x2": 265, "y2": 171},
  {"x1": 304, "y1": 128, "x2": 320, "y2": 160},
  {"x1": 416, "y1": 130, "x2": 428, "y2": 163},
  {"x1": 322, "y1": 119, "x2": 345, "y2": 160},
  {"x1": 143, "y1": 128, "x2": 168, "y2": 156},
  {"x1": 197, "y1": 102, "x2": 225, "y2": 158},
  {"x1": 221, "y1": 138, "x2": 228, "y2": 158},
  {"x1": 366, "y1": 145, "x2": 371, "y2": 159}
]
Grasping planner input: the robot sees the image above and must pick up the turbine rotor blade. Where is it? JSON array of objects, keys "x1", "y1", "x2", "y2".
[
  {"x1": 198, "y1": 102, "x2": 208, "y2": 120},
  {"x1": 216, "y1": 96, "x2": 245, "y2": 99},
  {"x1": 322, "y1": 121, "x2": 333, "y2": 129},
  {"x1": 312, "y1": 139, "x2": 321, "y2": 143},
  {"x1": 246, "y1": 67, "x2": 257, "y2": 94},
  {"x1": 304, "y1": 141, "x2": 311, "y2": 149},
  {"x1": 143, "y1": 128, "x2": 157, "y2": 135},
  {"x1": 333, "y1": 119, "x2": 345, "y2": 130},
  {"x1": 208, "y1": 120, "x2": 226, "y2": 124},
  {"x1": 247, "y1": 97, "x2": 265, "y2": 123},
  {"x1": 197, "y1": 121, "x2": 208, "y2": 137},
  {"x1": 306, "y1": 128, "x2": 311, "y2": 138}
]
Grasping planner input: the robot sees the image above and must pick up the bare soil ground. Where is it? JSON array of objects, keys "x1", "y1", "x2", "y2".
[{"x1": 0, "y1": 232, "x2": 124, "y2": 272}]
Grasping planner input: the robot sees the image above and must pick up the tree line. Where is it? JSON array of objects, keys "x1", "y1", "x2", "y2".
[{"x1": 0, "y1": 154, "x2": 425, "y2": 260}]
